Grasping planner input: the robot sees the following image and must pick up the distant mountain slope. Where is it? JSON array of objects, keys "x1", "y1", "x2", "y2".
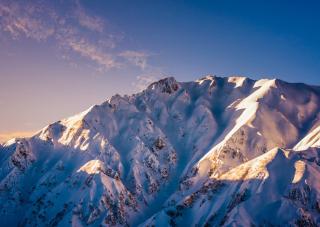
[{"x1": 0, "y1": 76, "x2": 319, "y2": 226}]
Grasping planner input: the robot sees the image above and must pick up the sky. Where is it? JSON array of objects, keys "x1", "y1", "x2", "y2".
[{"x1": 0, "y1": 0, "x2": 320, "y2": 141}]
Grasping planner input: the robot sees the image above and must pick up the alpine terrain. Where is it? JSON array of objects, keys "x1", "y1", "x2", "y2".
[{"x1": 1, "y1": 76, "x2": 320, "y2": 226}]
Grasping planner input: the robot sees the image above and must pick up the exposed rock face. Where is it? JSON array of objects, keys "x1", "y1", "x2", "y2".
[
  {"x1": 0, "y1": 76, "x2": 320, "y2": 226},
  {"x1": 147, "y1": 77, "x2": 179, "y2": 94}
]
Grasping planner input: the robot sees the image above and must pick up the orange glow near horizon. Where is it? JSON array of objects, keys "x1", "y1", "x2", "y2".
[{"x1": 0, "y1": 131, "x2": 35, "y2": 143}]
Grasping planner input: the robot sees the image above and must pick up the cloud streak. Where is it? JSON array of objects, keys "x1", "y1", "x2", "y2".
[
  {"x1": 0, "y1": 0, "x2": 150, "y2": 72},
  {"x1": 65, "y1": 37, "x2": 121, "y2": 69},
  {"x1": 132, "y1": 68, "x2": 167, "y2": 92},
  {"x1": 0, "y1": 3, "x2": 55, "y2": 41},
  {"x1": 119, "y1": 50, "x2": 150, "y2": 70},
  {"x1": 0, "y1": 0, "x2": 164, "y2": 96},
  {"x1": 74, "y1": 1, "x2": 105, "y2": 33}
]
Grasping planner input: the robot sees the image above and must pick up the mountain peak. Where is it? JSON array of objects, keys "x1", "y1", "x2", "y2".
[
  {"x1": 227, "y1": 76, "x2": 251, "y2": 87},
  {"x1": 147, "y1": 77, "x2": 179, "y2": 94},
  {"x1": 1, "y1": 75, "x2": 320, "y2": 226}
]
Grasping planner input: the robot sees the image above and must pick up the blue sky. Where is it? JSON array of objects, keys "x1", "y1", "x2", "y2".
[{"x1": 0, "y1": 0, "x2": 319, "y2": 137}]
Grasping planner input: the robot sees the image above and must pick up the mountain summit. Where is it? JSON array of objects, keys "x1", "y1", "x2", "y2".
[{"x1": 1, "y1": 76, "x2": 320, "y2": 226}]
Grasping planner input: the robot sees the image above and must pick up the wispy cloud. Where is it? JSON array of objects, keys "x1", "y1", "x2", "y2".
[
  {"x1": 0, "y1": 0, "x2": 150, "y2": 72},
  {"x1": 132, "y1": 68, "x2": 167, "y2": 92},
  {"x1": 65, "y1": 37, "x2": 121, "y2": 69},
  {"x1": 0, "y1": 3, "x2": 55, "y2": 41},
  {"x1": 119, "y1": 50, "x2": 150, "y2": 70},
  {"x1": 74, "y1": 1, "x2": 104, "y2": 33},
  {"x1": 134, "y1": 75, "x2": 159, "y2": 91},
  {"x1": 0, "y1": 0, "x2": 163, "y2": 94}
]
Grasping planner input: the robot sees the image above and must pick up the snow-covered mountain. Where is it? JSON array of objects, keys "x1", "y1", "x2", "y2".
[{"x1": 1, "y1": 76, "x2": 320, "y2": 226}]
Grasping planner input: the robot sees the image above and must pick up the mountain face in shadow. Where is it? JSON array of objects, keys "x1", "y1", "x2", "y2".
[{"x1": 0, "y1": 76, "x2": 320, "y2": 226}]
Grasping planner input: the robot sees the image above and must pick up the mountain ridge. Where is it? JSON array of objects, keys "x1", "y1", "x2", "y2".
[{"x1": 0, "y1": 75, "x2": 320, "y2": 226}]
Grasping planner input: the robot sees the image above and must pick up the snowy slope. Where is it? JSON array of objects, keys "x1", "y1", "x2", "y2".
[
  {"x1": 144, "y1": 147, "x2": 320, "y2": 226},
  {"x1": 0, "y1": 76, "x2": 319, "y2": 226}
]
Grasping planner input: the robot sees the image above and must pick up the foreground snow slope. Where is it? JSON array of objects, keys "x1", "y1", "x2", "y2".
[{"x1": 0, "y1": 76, "x2": 320, "y2": 226}]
